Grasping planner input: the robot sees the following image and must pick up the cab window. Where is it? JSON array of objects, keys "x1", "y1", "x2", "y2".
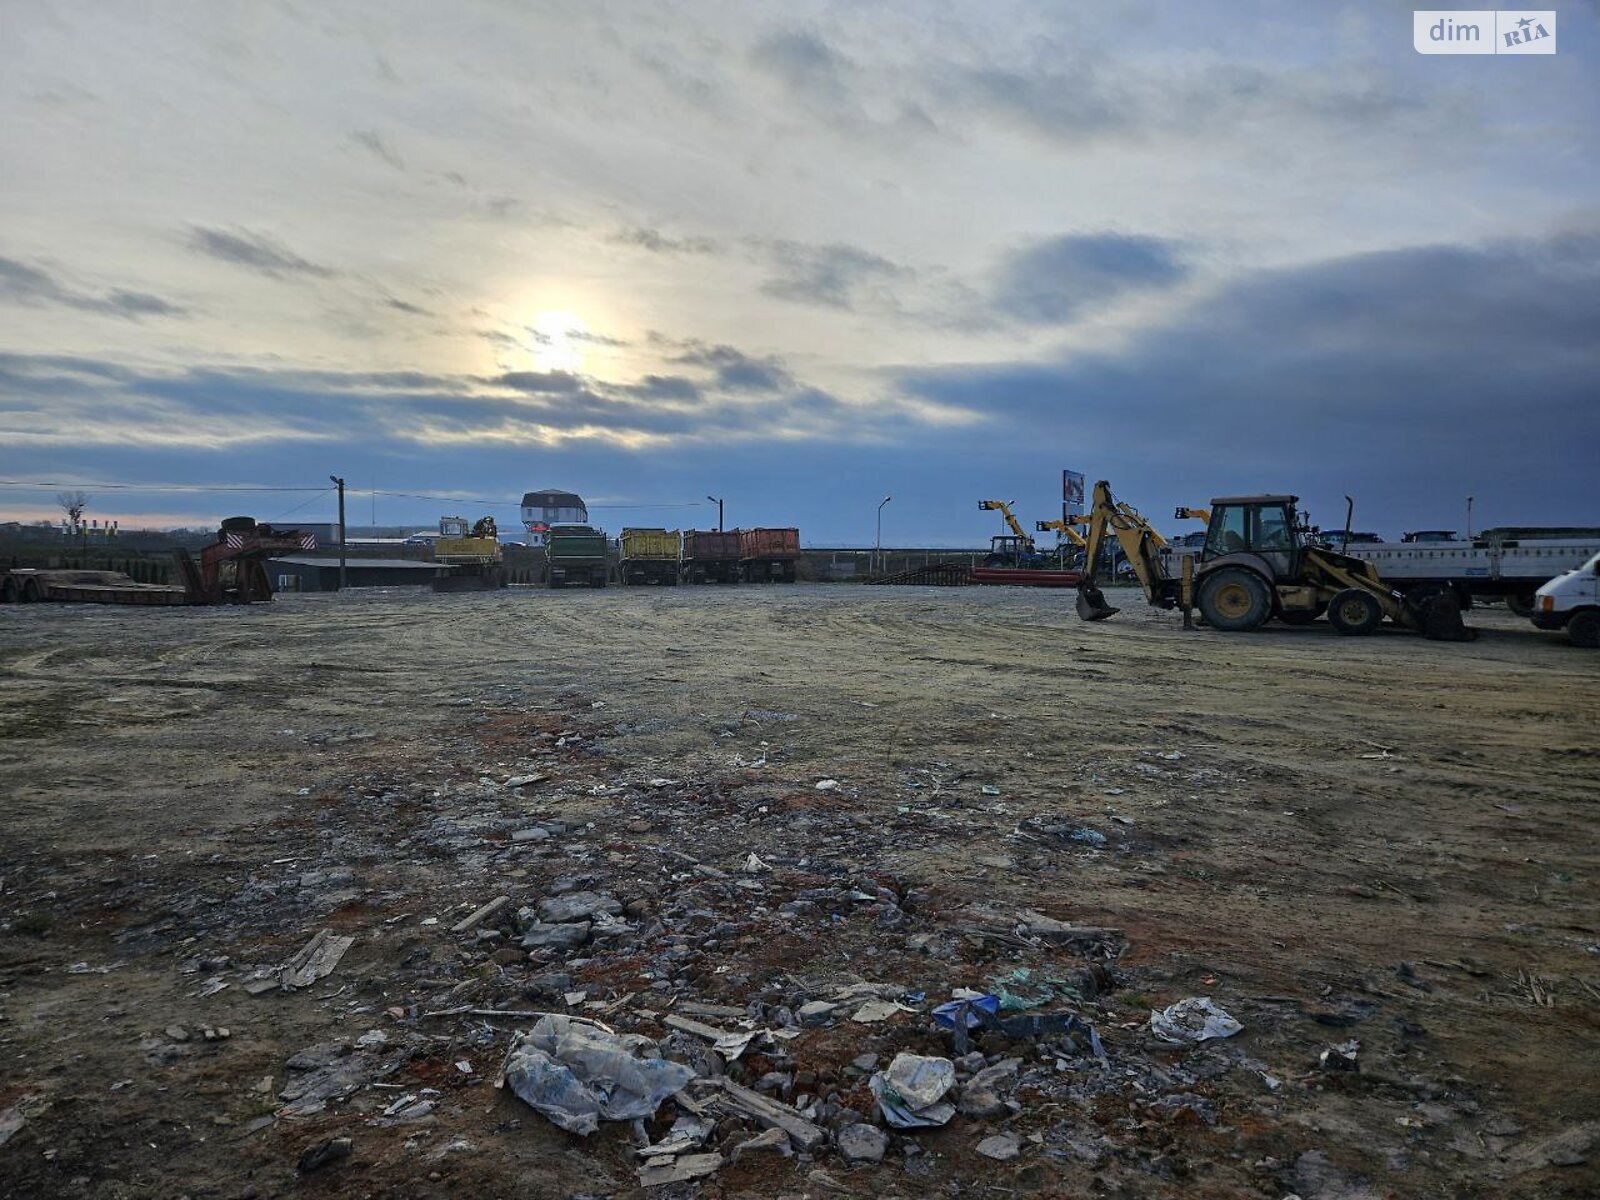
[{"x1": 1206, "y1": 506, "x2": 1248, "y2": 556}]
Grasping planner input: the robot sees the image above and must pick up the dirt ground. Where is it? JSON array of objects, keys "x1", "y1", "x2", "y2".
[{"x1": 1, "y1": 583, "x2": 1596, "y2": 1200}]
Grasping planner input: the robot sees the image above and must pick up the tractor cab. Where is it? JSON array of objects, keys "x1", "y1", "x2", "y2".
[
  {"x1": 1201, "y1": 495, "x2": 1306, "y2": 579},
  {"x1": 986, "y1": 534, "x2": 1041, "y2": 569}
]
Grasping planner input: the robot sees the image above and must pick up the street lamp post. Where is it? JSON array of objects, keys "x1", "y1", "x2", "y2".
[
  {"x1": 706, "y1": 495, "x2": 724, "y2": 532},
  {"x1": 876, "y1": 495, "x2": 892, "y2": 577}
]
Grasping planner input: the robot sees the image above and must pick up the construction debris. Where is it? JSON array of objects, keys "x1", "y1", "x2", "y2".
[
  {"x1": 869, "y1": 1053, "x2": 957, "y2": 1128},
  {"x1": 503, "y1": 1016, "x2": 695, "y2": 1136},
  {"x1": 278, "y1": 930, "x2": 355, "y2": 990},
  {"x1": 1148, "y1": 997, "x2": 1243, "y2": 1044}
]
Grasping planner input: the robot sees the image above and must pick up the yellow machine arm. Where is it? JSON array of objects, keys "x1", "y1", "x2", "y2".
[
  {"x1": 1034, "y1": 518, "x2": 1087, "y2": 548},
  {"x1": 1076, "y1": 480, "x2": 1185, "y2": 621},
  {"x1": 1174, "y1": 506, "x2": 1211, "y2": 523},
  {"x1": 978, "y1": 500, "x2": 1035, "y2": 548}
]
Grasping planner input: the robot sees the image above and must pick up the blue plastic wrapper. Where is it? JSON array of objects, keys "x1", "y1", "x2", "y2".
[{"x1": 932, "y1": 994, "x2": 1000, "y2": 1029}]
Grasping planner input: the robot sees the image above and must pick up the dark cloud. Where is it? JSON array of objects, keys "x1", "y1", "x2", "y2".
[
  {"x1": 994, "y1": 233, "x2": 1188, "y2": 323},
  {"x1": 899, "y1": 233, "x2": 1600, "y2": 522},
  {"x1": 350, "y1": 129, "x2": 405, "y2": 170},
  {"x1": 668, "y1": 341, "x2": 794, "y2": 392},
  {"x1": 495, "y1": 371, "x2": 588, "y2": 395},
  {"x1": 612, "y1": 228, "x2": 718, "y2": 255},
  {"x1": 759, "y1": 240, "x2": 910, "y2": 310},
  {"x1": 0, "y1": 255, "x2": 186, "y2": 319},
  {"x1": 187, "y1": 227, "x2": 335, "y2": 278},
  {"x1": 628, "y1": 375, "x2": 702, "y2": 402},
  {"x1": 385, "y1": 297, "x2": 431, "y2": 316}
]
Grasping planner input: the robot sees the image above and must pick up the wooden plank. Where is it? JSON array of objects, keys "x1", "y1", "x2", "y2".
[
  {"x1": 450, "y1": 895, "x2": 510, "y2": 934},
  {"x1": 700, "y1": 1077, "x2": 826, "y2": 1150}
]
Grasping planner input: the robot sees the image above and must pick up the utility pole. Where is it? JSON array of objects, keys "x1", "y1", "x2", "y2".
[
  {"x1": 876, "y1": 495, "x2": 892, "y2": 577},
  {"x1": 706, "y1": 495, "x2": 724, "y2": 532},
  {"x1": 330, "y1": 475, "x2": 347, "y2": 591},
  {"x1": 1466, "y1": 495, "x2": 1474, "y2": 540}
]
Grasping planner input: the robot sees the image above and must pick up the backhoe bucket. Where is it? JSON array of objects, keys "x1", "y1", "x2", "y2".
[
  {"x1": 1421, "y1": 593, "x2": 1477, "y2": 642},
  {"x1": 1076, "y1": 584, "x2": 1120, "y2": 622}
]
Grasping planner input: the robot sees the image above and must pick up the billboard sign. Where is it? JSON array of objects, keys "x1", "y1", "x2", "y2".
[{"x1": 1063, "y1": 470, "x2": 1086, "y2": 519}]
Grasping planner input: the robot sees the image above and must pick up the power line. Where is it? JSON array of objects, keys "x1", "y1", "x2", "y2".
[
  {"x1": 266, "y1": 487, "x2": 335, "y2": 523},
  {"x1": 0, "y1": 479, "x2": 325, "y2": 493}
]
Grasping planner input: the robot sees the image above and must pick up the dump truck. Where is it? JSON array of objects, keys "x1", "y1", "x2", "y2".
[
  {"x1": 619, "y1": 528, "x2": 680, "y2": 586},
  {"x1": 682, "y1": 529, "x2": 742, "y2": 584},
  {"x1": 432, "y1": 515, "x2": 506, "y2": 592},
  {"x1": 740, "y1": 527, "x2": 800, "y2": 583},
  {"x1": 545, "y1": 524, "x2": 609, "y2": 588}
]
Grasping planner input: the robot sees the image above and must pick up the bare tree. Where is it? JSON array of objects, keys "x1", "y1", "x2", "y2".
[{"x1": 56, "y1": 490, "x2": 88, "y2": 533}]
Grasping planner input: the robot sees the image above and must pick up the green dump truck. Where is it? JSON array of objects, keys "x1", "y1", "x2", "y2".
[
  {"x1": 620, "y1": 528, "x2": 680, "y2": 585},
  {"x1": 544, "y1": 524, "x2": 609, "y2": 588}
]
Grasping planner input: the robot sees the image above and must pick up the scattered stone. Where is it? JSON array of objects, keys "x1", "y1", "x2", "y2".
[
  {"x1": 297, "y1": 1136, "x2": 353, "y2": 1173},
  {"x1": 537, "y1": 892, "x2": 621, "y2": 924},
  {"x1": 958, "y1": 1058, "x2": 1021, "y2": 1117},
  {"x1": 976, "y1": 1131, "x2": 1020, "y2": 1161},
  {"x1": 836, "y1": 1121, "x2": 888, "y2": 1164},
  {"x1": 520, "y1": 922, "x2": 590, "y2": 950}
]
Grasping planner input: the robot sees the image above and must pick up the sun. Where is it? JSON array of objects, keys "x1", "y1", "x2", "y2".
[{"x1": 532, "y1": 309, "x2": 586, "y2": 374}]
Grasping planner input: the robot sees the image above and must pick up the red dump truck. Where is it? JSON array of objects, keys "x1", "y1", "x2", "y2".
[
  {"x1": 740, "y1": 527, "x2": 800, "y2": 583},
  {"x1": 682, "y1": 529, "x2": 743, "y2": 584}
]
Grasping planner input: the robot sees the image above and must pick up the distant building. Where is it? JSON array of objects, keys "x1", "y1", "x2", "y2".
[{"x1": 521, "y1": 489, "x2": 587, "y2": 547}]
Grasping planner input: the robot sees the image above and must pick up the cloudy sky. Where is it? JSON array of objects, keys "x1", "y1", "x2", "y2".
[{"x1": 2, "y1": 1, "x2": 1596, "y2": 543}]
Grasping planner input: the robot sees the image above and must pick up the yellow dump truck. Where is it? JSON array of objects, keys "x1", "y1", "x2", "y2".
[
  {"x1": 433, "y1": 515, "x2": 506, "y2": 591},
  {"x1": 620, "y1": 527, "x2": 680, "y2": 586}
]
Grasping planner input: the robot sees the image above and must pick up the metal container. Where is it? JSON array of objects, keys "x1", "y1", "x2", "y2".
[
  {"x1": 683, "y1": 530, "x2": 742, "y2": 561},
  {"x1": 739, "y1": 527, "x2": 800, "y2": 561},
  {"x1": 620, "y1": 528, "x2": 681, "y2": 561}
]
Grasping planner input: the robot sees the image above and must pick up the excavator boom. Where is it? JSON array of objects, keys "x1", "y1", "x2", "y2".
[{"x1": 1075, "y1": 481, "x2": 1181, "y2": 621}]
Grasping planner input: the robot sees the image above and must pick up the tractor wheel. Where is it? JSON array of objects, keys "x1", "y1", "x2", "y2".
[
  {"x1": 1504, "y1": 592, "x2": 1536, "y2": 618},
  {"x1": 1566, "y1": 610, "x2": 1600, "y2": 648},
  {"x1": 219, "y1": 516, "x2": 257, "y2": 533},
  {"x1": 1327, "y1": 588, "x2": 1383, "y2": 636},
  {"x1": 1197, "y1": 568, "x2": 1272, "y2": 631},
  {"x1": 0, "y1": 578, "x2": 15, "y2": 604}
]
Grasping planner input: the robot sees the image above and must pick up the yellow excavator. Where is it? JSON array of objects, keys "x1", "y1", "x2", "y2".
[
  {"x1": 977, "y1": 500, "x2": 1045, "y2": 568},
  {"x1": 1074, "y1": 480, "x2": 1474, "y2": 640}
]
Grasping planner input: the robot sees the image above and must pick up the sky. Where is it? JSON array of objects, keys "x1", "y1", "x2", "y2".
[{"x1": 2, "y1": 1, "x2": 1597, "y2": 545}]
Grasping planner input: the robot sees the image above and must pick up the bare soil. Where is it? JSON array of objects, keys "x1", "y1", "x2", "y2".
[{"x1": 0, "y1": 584, "x2": 1596, "y2": 1199}]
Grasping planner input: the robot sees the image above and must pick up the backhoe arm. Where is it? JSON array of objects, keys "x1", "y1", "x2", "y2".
[{"x1": 1075, "y1": 480, "x2": 1179, "y2": 621}]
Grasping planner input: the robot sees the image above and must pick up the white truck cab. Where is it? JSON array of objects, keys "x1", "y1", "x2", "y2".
[{"x1": 1531, "y1": 551, "x2": 1600, "y2": 647}]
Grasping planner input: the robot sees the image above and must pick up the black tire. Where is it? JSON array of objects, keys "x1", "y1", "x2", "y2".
[
  {"x1": 1568, "y1": 610, "x2": 1600, "y2": 649},
  {"x1": 984, "y1": 554, "x2": 1006, "y2": 568},
  {"x1": 1327, "y1": 587, "x2": 1383, "y2": 636},
  {"x1": 220, "y1": 516, "x2": 257, "y2": 533},
  {"x1": 0, "y1": 578, "x2": 15, "y2": 604},
  {"x1": 1196, "y1": 568, "x2": 1273, "y2": 631},
  {"x1": 1504, "y1": 592, "x2": 1536, "y2": 618}
]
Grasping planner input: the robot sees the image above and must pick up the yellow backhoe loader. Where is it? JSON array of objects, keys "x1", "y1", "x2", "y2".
[
  {"x1": 977, "y1": 500, "x2": 1045, "y2": 568},
  {"x1": 1073, "y1": 481, "x2": 1474, "y2": 640}
]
